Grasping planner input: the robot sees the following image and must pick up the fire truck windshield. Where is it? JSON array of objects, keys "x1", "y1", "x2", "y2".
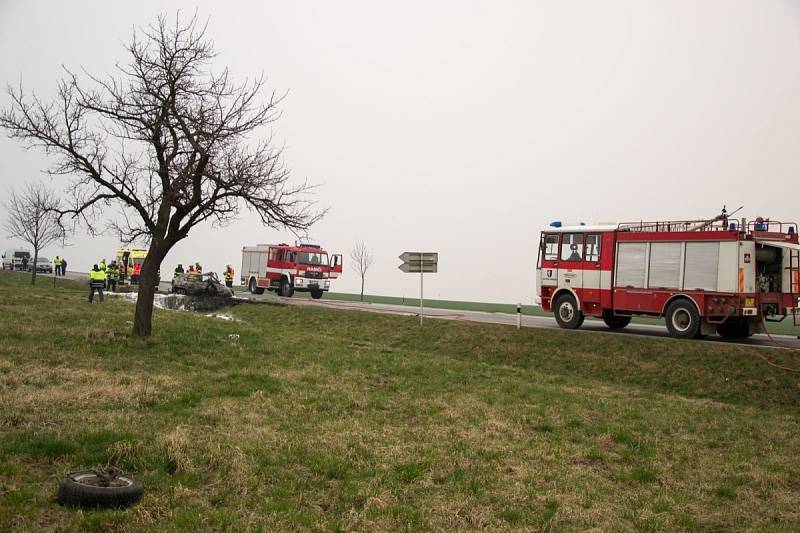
[{"x1": 298, "y1": 252, "x2": 328, "y2": 265}]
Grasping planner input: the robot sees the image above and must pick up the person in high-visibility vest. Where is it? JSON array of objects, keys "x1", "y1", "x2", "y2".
[
  {"x1": 132, "y1": 262, "x2": 142, "y2": 284},
  {"x1": 54, "y1": 256, "x2": 62, "y2": 276},
  {"x1": 106, "y1": 262, "x2": 119, "y2": 292},
  {"x1": 99, "y1": 259, "x2": 106, "y2": 272},
  {"x1": 88, "y1": 264, "x2": 106, "y2": 303},
  {"x1": 223, "y1": 265, "x2": 234, "y2": 288}
]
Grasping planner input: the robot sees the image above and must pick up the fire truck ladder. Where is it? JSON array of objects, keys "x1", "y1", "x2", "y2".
[{"x1": 790, "y1": 248, "x2": 800, "y2": 326}]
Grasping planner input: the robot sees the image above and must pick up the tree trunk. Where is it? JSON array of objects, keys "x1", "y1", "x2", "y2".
[
  {"x1": 132, "y1": 241, "x2": 168, "y2": 337},
  {"x1": 360, "y1": 276, "x2": 365, "y2": 302},
  {"x1": 31, "y1": 248, "x2": 38, "y2": 285}
]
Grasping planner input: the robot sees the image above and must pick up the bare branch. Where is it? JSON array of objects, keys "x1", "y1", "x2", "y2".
[
  {"x1": 1, "y1": 13, "x2": 323, "y2": 335},
  {"x1": 3, "y1": 182, "x2": 67, "y2": 285},
  {"x1": 350, "y1": 241, "x2": 374, "y2": 301}
]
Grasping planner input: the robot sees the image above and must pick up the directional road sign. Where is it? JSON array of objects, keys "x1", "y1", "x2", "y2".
[
  {"x1": 398, "y1": 252, "x2": 438, "y2": 326},
  {"x1": 398, "y1": 252, "x2": 438, "y2": 273}
]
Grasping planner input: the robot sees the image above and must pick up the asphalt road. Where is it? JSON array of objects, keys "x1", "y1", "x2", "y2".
[
  {"x1": 58, "y1": 270, "x2": 800, "y2": 350},
  {"x1": 251, "y1": 292, "x2": 800, "y2": 350}
]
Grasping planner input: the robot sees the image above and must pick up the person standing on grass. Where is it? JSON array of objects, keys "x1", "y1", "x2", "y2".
[
  {"x1": 106, "y1": 261, "x2": 118, "y2": 292},
  {"x1": 21, "y1": 256, "x2": 28, "y2": 271},
  {"x1": 131, "y1": 262, "x2": 141, "y2": 284},
  {"x1": 61, "y1": 257, "x2": 67, "y2": 276},
  {"x1": 223, "y1": 264, "x2": 235, "y2": 288},
  {"x1": 54, "y1": 255, "x2": 62, "y2": 276},
  {"x1": 88, "y1": 264, "x2": 106, "y2": 303}
]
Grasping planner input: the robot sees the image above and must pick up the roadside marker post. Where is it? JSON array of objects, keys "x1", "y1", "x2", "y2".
[
  {"x1": 398, "y1": 252, "x2": 438, "y2": 326},
  {"x1": 517, "y1": 303, "x2": 522, "y2": 330}
]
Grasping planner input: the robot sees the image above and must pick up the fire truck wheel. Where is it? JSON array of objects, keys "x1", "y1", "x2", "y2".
[
  {"x1": 665, "y1": 299, "x2": 702, "y2": 339},
  {"x1": 602, "y1": 313, "x2": 631, "y2": 330},
  {"x1": 310, "y1": 289, "x2": 323, "y2": 299},
  {"x1": 553, "y1": 293, "x2": 583, "y2": 329},
  {"x1": 280, "y1": 278, "x2": 294, "y2": 298},
  {"x1": 716, "y1": 320, "x2": 752, "y2": 339},
  {"x1": 248, "y1": 278, "x2": 265, "y2": 295}
]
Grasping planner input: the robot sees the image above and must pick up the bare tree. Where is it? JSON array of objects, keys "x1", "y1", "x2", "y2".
[
  {"x1": 1, "y1": 14, "x2": 322, "y2": 336},
  {"x1": 350, "y1": 240, "x2": 374, "y2": 302},
  {"x1": 2, "y1": 183, "x2": 65, "y2": 286}
]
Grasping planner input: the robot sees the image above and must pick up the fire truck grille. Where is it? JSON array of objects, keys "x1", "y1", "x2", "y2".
[{"x1": 305, "y1": 271, "x2": 322, "y2": 279}]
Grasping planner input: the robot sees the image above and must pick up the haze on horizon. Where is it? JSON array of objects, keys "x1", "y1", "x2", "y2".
[{"x1": 1, "y1": 0, "x2": 799, "y2": 304}]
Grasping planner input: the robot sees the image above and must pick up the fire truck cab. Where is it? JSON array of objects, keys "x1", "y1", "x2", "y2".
[
  {"x1": 537, "y1": 217, "x2": 800, "y2": 339},
  {"x1": 241, "y1": 243, "x2": 343, "y2": 299}
]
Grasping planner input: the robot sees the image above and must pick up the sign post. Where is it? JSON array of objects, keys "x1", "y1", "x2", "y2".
[{"x1": 398, "y1": 252, "x2": 438, "y2": 326}]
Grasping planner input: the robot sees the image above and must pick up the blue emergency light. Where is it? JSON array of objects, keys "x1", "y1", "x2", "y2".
[{"x1": 549, "y1": 221, "x2": 562, "y2": 228}]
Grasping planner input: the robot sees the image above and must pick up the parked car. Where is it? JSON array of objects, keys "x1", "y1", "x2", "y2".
[
  {"x1": 27, "y1": 256, "x2": 53, "y2": 273},
  {"x1": 1, "y1": 249, "x2": 31, "y2": 271},
  {"x1": 171, "y1": 272, "x2": 233, "y2": 297}
]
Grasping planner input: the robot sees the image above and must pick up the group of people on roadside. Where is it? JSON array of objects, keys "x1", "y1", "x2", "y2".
[
  {"x1": 53, "y1": 256, "x2": 68, "y2": 276},
  {"x1": 88, "y1": 258, "x2": 161, "y2": 303},
  {"x1": 172, "y1": 262, "x2": 235, "y2": 288},
  {"x1": 88, "y1": 259, "x2": 117, "y2": 303}
]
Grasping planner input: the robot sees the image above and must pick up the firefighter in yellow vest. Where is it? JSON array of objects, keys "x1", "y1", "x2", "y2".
[
  {"x1": 54, "y1": 255, "x2": 63, "y2": 276},
  {"x1": 223, "y1": 265, "x2": 234, "y2": 288},
  {"x1": 99, "y1": 259, "x2": 106, "y2": 272},
  {"x1": 88, "y1": 264, "x2": 106, "y2": 303},
  {"x1": 106, "y1": 261, "x2": 119, "y2": 292}
]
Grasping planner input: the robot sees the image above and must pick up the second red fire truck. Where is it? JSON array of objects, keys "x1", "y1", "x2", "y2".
[
  {"x1": 537, "y1": 213, "x2": 800, "y2": 339},
  {"x1": 241, "y1": 243, "x2": 342, "y2": 299}
]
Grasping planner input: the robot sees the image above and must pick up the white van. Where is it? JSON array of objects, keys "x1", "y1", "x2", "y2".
[{"x1": 1, "y1": 249, "x2": 32, "y2": 271}]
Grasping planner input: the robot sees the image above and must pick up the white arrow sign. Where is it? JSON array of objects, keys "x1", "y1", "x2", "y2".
[
  {"x1": 398, "y1": 251, "x2": 439, "y2": 326},
  {"x1": 398, "y1": 263, "x2": 437, "y2": 273}
]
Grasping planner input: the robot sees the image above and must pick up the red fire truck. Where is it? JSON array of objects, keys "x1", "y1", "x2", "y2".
[
  {"x1": 241, "y1": 243, "x2": 343, "y2": 299},
  {"x1": 537, "y1": 214, "x2": 800, "y2": 339}
]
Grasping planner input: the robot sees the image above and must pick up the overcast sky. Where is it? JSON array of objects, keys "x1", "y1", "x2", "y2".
[{"x1": 1, "y1": 1, "x2": 799, "y2": 304}]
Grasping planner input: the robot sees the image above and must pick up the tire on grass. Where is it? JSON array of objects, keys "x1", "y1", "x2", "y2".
[{"x1": 57, "y1": 471, "x2": 143, "y2": 508}]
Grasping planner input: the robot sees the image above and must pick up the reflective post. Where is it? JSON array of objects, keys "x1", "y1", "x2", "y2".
[
  {"x1": 420, "y1": 271, "x2": 424, "y2": 326},
  {"x1": 517, "y1": 303, "x2": 522, "y2": 329}
]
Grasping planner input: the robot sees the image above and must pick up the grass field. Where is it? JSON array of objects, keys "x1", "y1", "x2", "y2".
[{"x1": 1, "y1": 270, "x2": 800, "y2": 531}]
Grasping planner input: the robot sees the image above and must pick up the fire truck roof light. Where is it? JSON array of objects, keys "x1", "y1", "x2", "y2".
[{"x1": 549, "y1": 221, "x2": 562, "y2": 228}]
